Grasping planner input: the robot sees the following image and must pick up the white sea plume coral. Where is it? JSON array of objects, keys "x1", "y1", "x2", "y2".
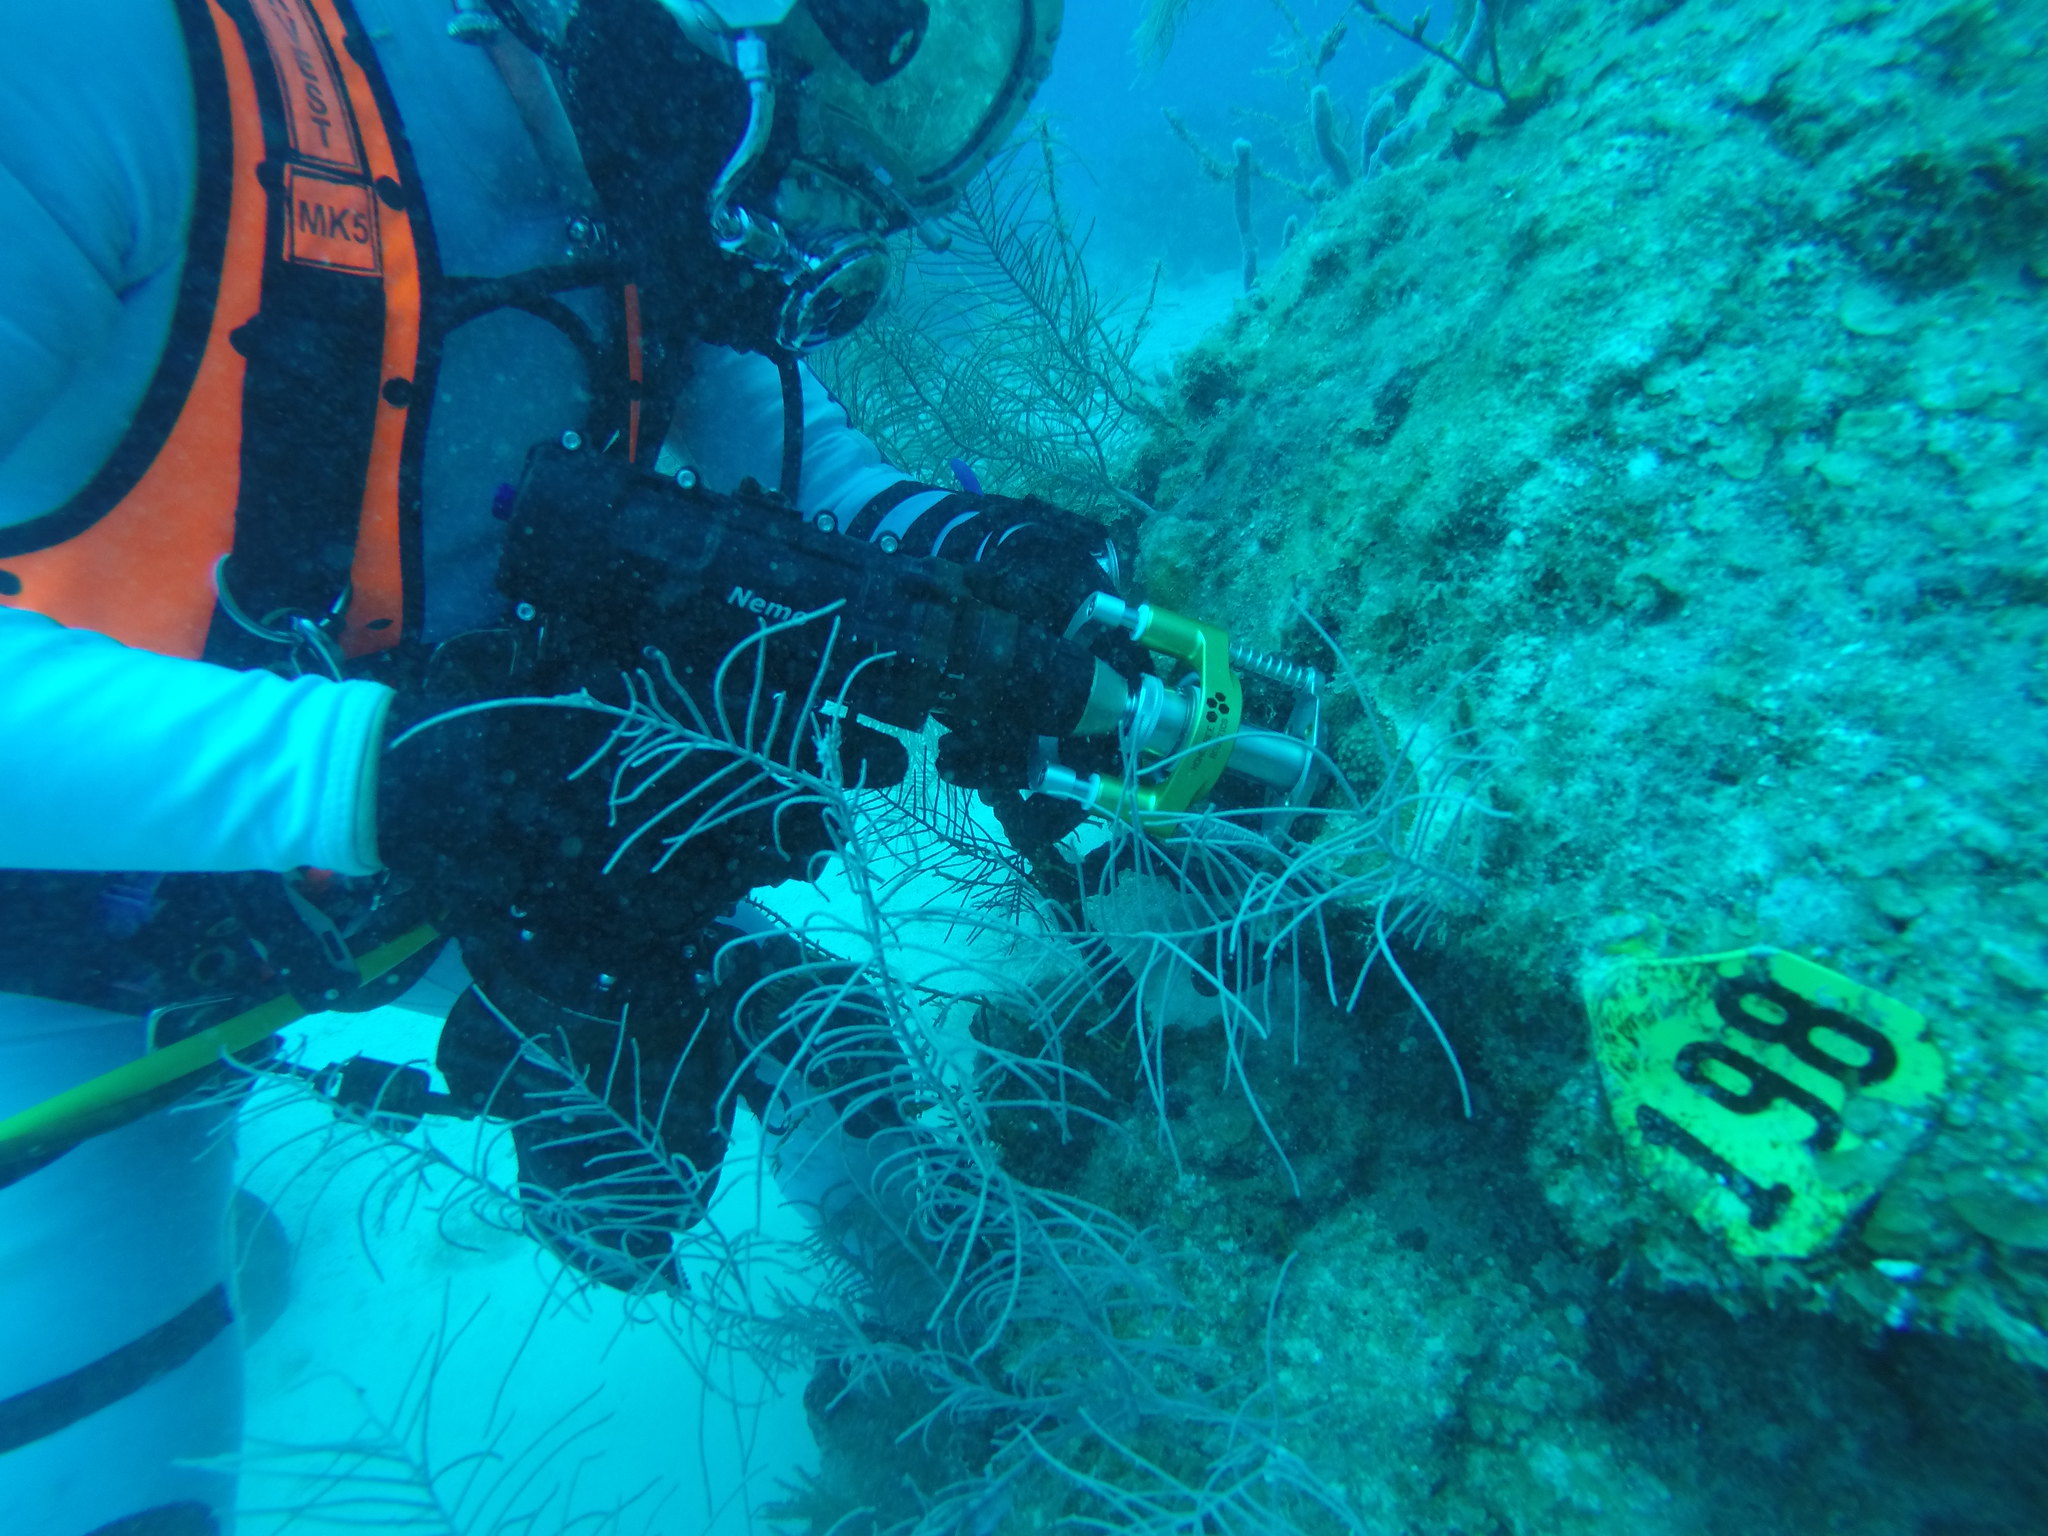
[
  {"x1": 229, "y1": 1293, "x2": 676, "y2": 1536},
  {"x1": 230, "y1": 601, "x2": 1480, "y2": 1532},
  {"x1": 845, "y1": 1247, "x2": 1376, "y2": 1536},
  {"x1": 770, "y1": 649, "x2": 1478, "y2": 1531},
  {"x1": 1099, "y1": 783, "x2": 1479, "y2": 1139},
  {"x1": 809, "y1": 127, "x2": 1166, "y2": 522},
  {"x1": 550, "y1": 617, "x2": 1391, "y2": 1525},
  {"x1": 489, "y1": 615, "x2": 1162, "y2": 1268},
  {"x1": 1008, "y1": 624, "x2": 1490, "y2": 1192}
]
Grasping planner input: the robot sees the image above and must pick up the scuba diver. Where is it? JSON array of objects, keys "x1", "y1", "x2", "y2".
[{"x1": 0, "y1": 2, "x2": 1121, "y2": 1531}]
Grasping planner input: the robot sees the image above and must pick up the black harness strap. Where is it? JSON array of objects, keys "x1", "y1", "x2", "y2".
[
  {"x1": 0, "y1": 1285, "x2": 235, "y2": 1456},
  {"x1": 203, "y1": 0, "x2": 392, "y2": 661}
]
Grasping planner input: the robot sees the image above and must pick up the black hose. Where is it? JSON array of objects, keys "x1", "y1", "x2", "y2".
[
  {"x1": 433, "y1": 261, "x2": 626, "y2": 330},
  {"x1": 777, "y1": 352, "x2": 805, "y2": 504},
  {"x1": 432, "y1": 266, "x2": 635, "y2": 446}
]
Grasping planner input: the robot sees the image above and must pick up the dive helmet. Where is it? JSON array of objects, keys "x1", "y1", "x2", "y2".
[{"x1": 498, "y1": 0, "x2": 1064, "y2": 353}]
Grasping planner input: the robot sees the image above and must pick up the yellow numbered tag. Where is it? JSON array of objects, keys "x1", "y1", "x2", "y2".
[{"x1": 1585, "y1": 947, "x2": 1944, "y2": 1259}]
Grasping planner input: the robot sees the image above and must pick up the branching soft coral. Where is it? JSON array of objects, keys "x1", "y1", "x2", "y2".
[{"x1": 811, "y1": 126, "x2": 1167, "y2": 521}]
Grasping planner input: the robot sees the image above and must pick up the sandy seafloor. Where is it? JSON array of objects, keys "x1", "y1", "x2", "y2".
[
  {"x1": 233, "y1": 984, "x2": 818, "y2": 1535},
  {"x1": 225, "y1": 873, "x2": 873, "y2": 1536}
]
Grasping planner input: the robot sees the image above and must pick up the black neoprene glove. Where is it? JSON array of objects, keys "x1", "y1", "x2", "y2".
[
  {"x1": 373, "y1": 629, "x2": 534, "y2": 911},
  {"x1": 376, "y1": 630, "x2": 908, "y2": 999},
  {"x1": 924, "y1": 498, "x2": 1148, "y2": 855},
  {"x1": 968, "y1": 525, "x2": 1102, "y2": 623}
]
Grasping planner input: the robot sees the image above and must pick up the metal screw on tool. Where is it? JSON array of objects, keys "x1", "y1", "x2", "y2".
[
  {"x1": 877, "y1": 532, "x2": 901, "y2": 554},
  {"x1": 675, "y1": 467, "x2": 699, "y2": 490},
  {"x1": 561, "y1": 430, "x2": 582, "y2": 451}
]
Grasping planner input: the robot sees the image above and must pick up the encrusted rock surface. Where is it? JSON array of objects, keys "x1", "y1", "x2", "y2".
[{"x1": 1133, "y1": 0, "x2": 2048, "y2": 1361}]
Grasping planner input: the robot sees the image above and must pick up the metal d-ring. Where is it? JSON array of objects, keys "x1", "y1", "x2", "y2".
[{"x1": 212, "y1": 555, "x2": 349, "y2": 679}]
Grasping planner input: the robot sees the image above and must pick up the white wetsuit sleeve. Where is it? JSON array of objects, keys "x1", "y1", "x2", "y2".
[
  {"x1": 669, "y1": 343, "x2": 906, "y2": 521},
  {"x1": 0, "y1": 608, "x2": 391, "y2": 875}
]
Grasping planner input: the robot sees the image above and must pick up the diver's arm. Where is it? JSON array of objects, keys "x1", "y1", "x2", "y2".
[
  {"x1": 0, "y1": 8, "x2": 392, "y2": 878},
  {"x1": 0, "y1": 608, "x2": 390, "y2": 876},
  {"x1": 670, "y1": 345, "x2": 1116, "y2": 586},
  {"x1": 670, "y1": 343, "x2": 905, "y2": 519}
]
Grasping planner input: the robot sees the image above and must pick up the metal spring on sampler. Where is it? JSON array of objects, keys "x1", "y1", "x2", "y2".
[{"x1": 1228, "y1": 640, "x2": 1321, "y2": 694}]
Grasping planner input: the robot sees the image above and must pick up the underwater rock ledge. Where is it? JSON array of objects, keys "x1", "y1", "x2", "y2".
[{"x1": 1131, "y1": 0, "x2": 2048, "y2": 1364}]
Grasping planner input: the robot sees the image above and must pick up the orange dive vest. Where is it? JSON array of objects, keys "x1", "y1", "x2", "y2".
[{"x1": 0, "y1": 0, "x2": 427, "y2": 661}]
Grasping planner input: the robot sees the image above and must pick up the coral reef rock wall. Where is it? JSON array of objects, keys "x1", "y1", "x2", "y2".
[{"x1": 1134, "y1": 0, "x2": 2048, "y2": 1361}]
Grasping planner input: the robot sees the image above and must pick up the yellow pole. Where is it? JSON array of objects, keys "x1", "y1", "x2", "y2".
[{"x1": 0, "y1": 923, "x2": 440, "y2": 1167}]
